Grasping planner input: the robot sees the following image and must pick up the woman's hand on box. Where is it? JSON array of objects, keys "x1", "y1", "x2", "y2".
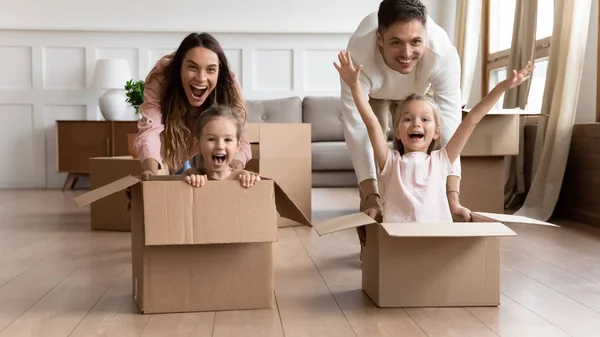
[{"x1": 234, "y1": 170, "x2": 261, "y2": 188}]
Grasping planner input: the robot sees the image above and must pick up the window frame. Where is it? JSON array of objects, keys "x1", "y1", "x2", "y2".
[
  {"x1": 481, "y1": 0, "x2": 552, "y2": 98},
  {"x1": 597, "y1": 4, "x2": 600, "y2": 122}
]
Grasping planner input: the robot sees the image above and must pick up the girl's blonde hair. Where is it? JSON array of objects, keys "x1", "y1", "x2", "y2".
[
  {"x1": 194, "y1": 104, "x2": 243, "y2": 141},
  {"x1": 392, "y1": 93, "x2": 443, "y2": 155}
]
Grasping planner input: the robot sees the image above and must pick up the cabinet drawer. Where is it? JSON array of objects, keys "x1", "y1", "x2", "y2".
[{"x1": 57, "y1": 121, "x2": 112, "y2": 173}]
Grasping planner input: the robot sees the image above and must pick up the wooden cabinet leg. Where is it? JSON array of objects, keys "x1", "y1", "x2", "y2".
[{"x1": 63, "y1": 173, "x2": 75, "y2": 191}]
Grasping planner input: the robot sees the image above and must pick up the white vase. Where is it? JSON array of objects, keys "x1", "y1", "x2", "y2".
[{"x1": 99, "y1": 89, "x2": 136, "y2": 121}]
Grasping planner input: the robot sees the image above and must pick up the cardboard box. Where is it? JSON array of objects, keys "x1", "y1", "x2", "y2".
[
  {"x1": 74, "y1": 175, "x2": 311, "y2": 314},
  {"x1": 313, "y1": 211, "x2": 557, "y2": 308},
  {"x1": 459, "y1": 108, "x2": 546, "y2": 213},
  {"x1": 245, "y1": 123, "x2": 312, "y2": 228},
  {"x1": 89, "y1": 156, "x2": 143, "y2": 231}
]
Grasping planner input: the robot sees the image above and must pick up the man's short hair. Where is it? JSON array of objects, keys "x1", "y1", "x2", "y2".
[{"x1": 377, "y1": 0, "x2": 427, "y2": 32}]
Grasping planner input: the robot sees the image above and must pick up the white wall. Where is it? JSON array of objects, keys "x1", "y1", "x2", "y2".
[
  {"x1": 0, "y1": 0, "x2": 381, "y2": 34},
  {"x1": 0, "y1": 0, "x2": 456, "y2": 189}
]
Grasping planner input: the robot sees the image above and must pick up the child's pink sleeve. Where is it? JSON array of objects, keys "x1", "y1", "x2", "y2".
[
  {"x1": 134, "y1": 57, "x2": 170, "y2": 168},
  {"x1": 436, "y1": 147, "x2": 456, "y2": 177}
]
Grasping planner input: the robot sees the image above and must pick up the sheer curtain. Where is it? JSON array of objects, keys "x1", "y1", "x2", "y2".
[
  {"x1": 502, "y1": 0, "x2": 538, "y2": 208},
  {"x1": 454, "y1": 0, "x2": 482, "y2": 106},
  {"x1": 514, "y1": 0, "x2": 592, "y2": 221}
]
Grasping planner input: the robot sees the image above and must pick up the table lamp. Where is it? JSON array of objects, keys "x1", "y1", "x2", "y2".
[{"x1": 90, "y1": 59, "x2": 133, "y2": 121}]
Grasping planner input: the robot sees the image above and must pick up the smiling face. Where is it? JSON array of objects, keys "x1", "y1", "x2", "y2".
[
  {"x1": 376, "y1": 19, "x2": 425, "y2": 74},
  {"x1": 395, "y1": 99, "x2": 440, "y2": 153},
  {"x1": 198, "y1": 116, "x2": 241, "y2": 178},
  {"x1": 180, "y1": 46, "x2": 219, "y2": 107}
]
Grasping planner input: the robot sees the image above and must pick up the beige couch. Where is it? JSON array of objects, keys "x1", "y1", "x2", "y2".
[{"x1": 245, "y1": 96, "x2": 390, "y2": 188}]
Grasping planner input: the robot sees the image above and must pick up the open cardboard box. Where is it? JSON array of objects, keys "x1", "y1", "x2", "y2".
[
  {"x1": 74, "y1": 174, "x2": 311, "y2": 314},
  {"x1": 459, "y1": 107, "x2": 548, "y2": 213},
  {"x1": 313, "y1": 210, "x2": 557, "y2": 308}
]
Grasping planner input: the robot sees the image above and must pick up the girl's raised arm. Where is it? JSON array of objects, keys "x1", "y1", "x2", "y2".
[
  {"x1": 334, "y1": 50, "x2": 389, "y2": 173},
  {"x1": 445, "y1": 61, "x2": 535, "y2": 164}
]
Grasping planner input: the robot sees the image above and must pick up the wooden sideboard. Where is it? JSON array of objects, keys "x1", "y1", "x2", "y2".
[{"x1": 57, "y1": 120, "x2": 138, "y2": 190}]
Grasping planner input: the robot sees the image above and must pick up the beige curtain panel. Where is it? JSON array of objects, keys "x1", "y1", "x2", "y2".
[
  {"x1": 502, "y1": 0, "x2": 538, "y2": 209},
  {"x1": 515, "y1": 0, "x2": 592, "y2": 221}
]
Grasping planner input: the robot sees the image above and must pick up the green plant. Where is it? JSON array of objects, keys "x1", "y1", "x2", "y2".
[{"x1": 124, "y1": 79, "x2": 145, "y2": 114}]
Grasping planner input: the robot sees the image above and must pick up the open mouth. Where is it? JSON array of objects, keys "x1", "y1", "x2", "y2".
[
  {"x1": 190, "y1": 84, "x2": 208, "y2": 99},
  {"x1": 212, "y1": 154, "x2": 226, "y2": 165},
  {"x1": 398, "y1": 58, "x2": 414, "y2": 65},
  {"x1": 409, "y1": 131, "x2": 424, "y2": 140}
]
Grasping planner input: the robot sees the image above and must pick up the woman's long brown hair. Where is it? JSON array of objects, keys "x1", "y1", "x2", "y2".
[{"x1": 157, "y1": 32, "x2": 246, "y2": 171}]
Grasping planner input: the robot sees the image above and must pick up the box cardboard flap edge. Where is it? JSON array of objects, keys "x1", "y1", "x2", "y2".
[
  {"x1": 380, "y1": 222, "x2": 517, "y2": 237},
  {"x1": 462, "y1": 107, "x2": 549, "y2": 117},
  {"x1": 74, "y1": 175, "x2": 141, "y2": 207},
  {"x1": 472, "y1": 211, "x2": 559, "y2": 227},
  {"x1": 74, "y1": 174, "x2": 311, "y2": 227},
  {"x1": 313, "y1": 212, "x2": 377, "y2": 236},
  {"x1": 271, "y1": 178, "x2": 311, "y2": 227},
  {"x1": 313, "y1": 211, "x2": 558, "y2": 237}
]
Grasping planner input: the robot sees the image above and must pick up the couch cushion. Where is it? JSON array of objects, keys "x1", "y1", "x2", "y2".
[
  {"x1": 312, "y1": 141, "x2": 395, "y2": 171},
  {"x1": 245, "y1": 97, "x2": 303, "y2": 123},
  {"x1": 303, "y1": 97, "x2": 345, "y2": 142},
  {"x1": 312, "y1": 142, "x2": 354, "y2": 170},
  {"x1": 303, "y1": 96, "x2": 395, "y2": 142}
]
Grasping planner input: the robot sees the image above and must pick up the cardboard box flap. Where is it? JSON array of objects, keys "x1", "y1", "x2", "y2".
[
  {"x1": 462, "y1": 107, "x2": 548, "y2": 116},
  {"x1": 143, "y1": 180, "x2": 278, "y2": 246},
  {"x1": 74, "y1": 175, "x2": 141, "y2": 207},
  {"x1": 380, "y1": 222, "x2": 517, "y2": 238},
  {"x1": 273, "y1": 181, "x2": 311, "y2": 227},
  {"x1": 472, "y1": 212, "x2": 559, "y2": 227},
  {"x1": 312, "y1": 212, "x2": 377, "y2": 236}
]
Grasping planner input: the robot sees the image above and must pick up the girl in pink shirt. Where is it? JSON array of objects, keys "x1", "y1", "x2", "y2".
[
  {"x1": 334, "y1": 50, "x2": 534, "y2": 223},
  {"x1": 133, "y1": 33, "x2": 251, "y2": 179}
]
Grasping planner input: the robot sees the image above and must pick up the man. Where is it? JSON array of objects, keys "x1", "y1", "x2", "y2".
[{"x1": 340, "y1": 0, "x2": 471, "y2": 251}]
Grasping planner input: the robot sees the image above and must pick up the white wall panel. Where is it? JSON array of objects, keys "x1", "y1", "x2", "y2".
[
  {"x1": 252, "y1": 49, "x2": 294, "y2": 91},
  {"x1": 0, "y1": 105, "x2": 35, "y2": 188},
  {"x1": 0, "y1": 46, "x2": 32, "y2": 89},
  {"x1": 43, "y1": 47, "x2": 86, "y2": 89},
  {"x1": 96, "y1": 47, "x2": 139, "y2": 80},
  {"x1": 303, "y1": 49, "x2": 341, "y2": 92}
]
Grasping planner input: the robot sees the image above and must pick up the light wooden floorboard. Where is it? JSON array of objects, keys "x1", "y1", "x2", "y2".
[{"x1": 0, "y1": 188, "x2": 599, "y2": 336}]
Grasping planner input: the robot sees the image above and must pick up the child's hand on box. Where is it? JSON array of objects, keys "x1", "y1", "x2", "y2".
[
  {"x1": 184, "y1": 174, "x2": 208, "y2": 187},
  {"x1": 234, "y1": 170, "x2": 261, "y2": 188},
  {"x1": 182, "y1": 168, "x2": 207, "y2": 187}
]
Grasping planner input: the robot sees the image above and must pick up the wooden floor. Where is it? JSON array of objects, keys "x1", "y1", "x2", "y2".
[{"x1": 1, "y1": 188, "x2": 600, "y2": 336}]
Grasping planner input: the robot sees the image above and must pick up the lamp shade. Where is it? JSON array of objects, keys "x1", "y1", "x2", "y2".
[{"x1": 90, "y1": 59, "x2": 132, "y2": 89}]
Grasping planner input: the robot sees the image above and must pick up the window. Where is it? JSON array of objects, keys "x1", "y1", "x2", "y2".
[{"x1": 483, "y1": 0, "x2": 554, "y2": 112}]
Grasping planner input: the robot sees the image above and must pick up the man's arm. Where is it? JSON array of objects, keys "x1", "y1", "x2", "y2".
[
  {"x1": 429, "y1": 48, "x2": 463, "y2": 202},
  {"x1": 339, "y1": 67, "x2": 379, "y2": 199}
]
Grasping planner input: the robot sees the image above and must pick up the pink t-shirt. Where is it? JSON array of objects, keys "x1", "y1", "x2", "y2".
[{"x1": 378, "y1": 147, "x2": 455, "y2": 223}]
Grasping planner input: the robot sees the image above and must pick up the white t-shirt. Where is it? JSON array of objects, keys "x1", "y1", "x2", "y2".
[{"x1": 340, "y1": 11, "x2": 463, "y2": 184}]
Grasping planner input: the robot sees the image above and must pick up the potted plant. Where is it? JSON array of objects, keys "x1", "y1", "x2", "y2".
[
  {"x1": 124, "y1": 79, "x2": 144, "y2": 115},
  {"x1": 124, "y1": 79, "x2": 144, "y2": 158}
]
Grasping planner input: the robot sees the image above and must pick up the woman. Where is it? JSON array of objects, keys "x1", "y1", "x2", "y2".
[{"x1": 134, "y1": 32, "x2": 251, "y2": 179}]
